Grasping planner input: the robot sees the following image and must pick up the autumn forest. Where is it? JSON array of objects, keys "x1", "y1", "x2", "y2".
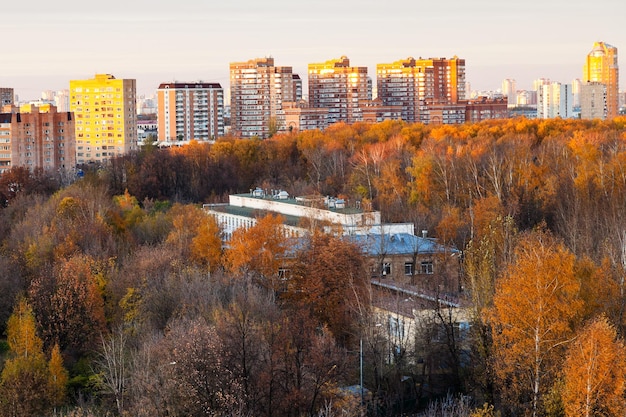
[{"x1": 2, "y1": 117, "x2": 626, "y2": 416}]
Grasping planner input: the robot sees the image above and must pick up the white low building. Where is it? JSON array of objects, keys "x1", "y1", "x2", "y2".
[{"x1": 204, "y1": 187, "x2": 414, "y2": 240}]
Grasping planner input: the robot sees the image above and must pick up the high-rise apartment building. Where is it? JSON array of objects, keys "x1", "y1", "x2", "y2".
[
  {"x1": 501, "y1": 79, "x2": 517, "y2": 106},
  {"x1": 583, "y1": 41, "x2": 619, "y2": 119},
  {"x1": 308, "y1": 56, "x2": 370, "y2": 124},
  {"x1": 229, "y1": 58, "x2": 300, "y2": 138},
  {"x1": 537, "y1": 82, "x2": 573, "y2": 119},
  {"x1": 1, "y1": 88, "x2": 14, "y2": 107},
  {"x1": 580, "y1": 82, "x2": 608, "y2": 120},
  {"x1": 571, "y1": 78, "x2": 583, "y2": 108},
  {"x1": 0, "y1": 104, "x2": 76, "y2": 174},
  {"x1": 157, "y1": 82, "x2": 224, "y2": 143},
  {"x1": 69, "y1": 74, "x2": 137, "y2": 164},
  {"x1": 376, "y1": 56, "x2": 466, "y2": 124}
]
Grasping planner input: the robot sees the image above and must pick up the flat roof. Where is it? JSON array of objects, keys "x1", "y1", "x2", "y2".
[
  {"x1": 232, "y1": 192, "x2": 366, "y2": 215},
  {"x1": 205, "y1": 203, "x2": 303, "y2": 227}
]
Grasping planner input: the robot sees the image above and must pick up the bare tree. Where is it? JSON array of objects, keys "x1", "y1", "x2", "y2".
[{"x1": 93, "y1": 327, "x2": 129, "y2": 416}]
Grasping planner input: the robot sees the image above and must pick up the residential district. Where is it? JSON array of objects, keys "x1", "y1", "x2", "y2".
[{"x1": 0, "y1": 41, "x2": 623, "y2": 174}]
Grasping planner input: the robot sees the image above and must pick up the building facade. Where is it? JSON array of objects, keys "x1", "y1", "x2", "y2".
[
  {"x1": 0, "y1": 104, "x2": 76, "y2": 174},
  {"x1": 464, "y1": 97, "x2": 509, "y2": 123},
  {"x1": 580, "y1": 82, "x2": 608, "y2": 120},
  {"x1": 282, "y1": 101, "x2": 330, "y2": 132},
  {"x1": 376, "y1": 57, "x2": 466, "y2": 124},
  {"x1": 157, "y1": 82, "x2": 224, "y2": 143},
  {"x1": 583, "y1": 41, "x2": 619, "y2": 119},
  {"x1": 308, "y1": 56, "x2": 370, "y2": 124},
  {"x1": 537, "y1": 82, "x2": 573, "y2": 119},
  {"x1": 229, "y1": 58, "x2": 300, "y2": 138},
  {"x1": 69, "y1": 74, "x2": 137, "y2": 165},
  {"x1": 0, "y1": 88, "x2": 14, "y2": 107},
  {"x1": 501, "y1": 79, "x2": 517, "y2": 106},
  {"x1": 359, "y1": 98, "x2": 403, "y2": 123}
]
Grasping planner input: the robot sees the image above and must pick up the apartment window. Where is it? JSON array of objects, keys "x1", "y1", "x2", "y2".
[
  {"x1": 381, "y1": 262, "x2": 391, "y2": 277},
  {"x1": 389, "y1": 316, "x2": 405, "y2": 340},
  {"x1": 278, "y1": 268, "x2": 291, "y2": 280},
  {"x1": 420, "y1": 261, "x2": 433, "y2": 274},
  {"x1": 404, "y1": 262, "x2": 414, "y2": 275}
]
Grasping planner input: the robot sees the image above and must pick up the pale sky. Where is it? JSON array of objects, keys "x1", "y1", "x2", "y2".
[{"x1": 2, "y1": 0, "x2": 625, "y2": 101}]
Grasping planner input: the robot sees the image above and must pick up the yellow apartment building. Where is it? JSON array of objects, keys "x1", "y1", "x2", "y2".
[
  {"x1": 69, "y1": 74, "x2": 137, "y2": 164},
  {"x1": 583, "y1": 41, "x2": 619, "y2": 119}
]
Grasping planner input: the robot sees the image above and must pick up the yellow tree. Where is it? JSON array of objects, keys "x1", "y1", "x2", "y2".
[
  {"x1": 165, "y1": 203, "x2": 204, "y2": 256},
  {"x1": 489, "y1": 229, "x2": 583, "y2": 417},
  {"x1": 48, "y1": 342, "x2": 69, "y2": 411},
  {"x1": 562, "y1": 315, "x2": 626, "y2": 417},
  {"x1": 0, "y1": 298, "x2": 51, "y2": 417}
]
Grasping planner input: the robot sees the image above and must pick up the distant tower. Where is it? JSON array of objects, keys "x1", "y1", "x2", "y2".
[
  {"x1": 537, "y1": 82, "x2": 573, "y2": 119},
  {"x1": 533, "y1": 78, "x2": 551, "y2": 91},
  {"x1": 571, "y1": 78, "x2": 582, "y2": 108},
  {"x1": 583, "y1": 41, "x2": 619, "y2": 119},
  {"x1": 580, "y1": 82, "x2": 607, "y2": 120},
  {"x1": 0, "y1": 87, "x2": 14, "y2": 107},
  {"x1": 502, "y1": 79, "x2": 517, "y2": 105}
]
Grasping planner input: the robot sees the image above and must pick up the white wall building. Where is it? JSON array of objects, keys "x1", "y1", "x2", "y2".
[
  {"x1": 537, "y1": 82, "x2": 573, "y2": 119},
  {"x1": 203, "y1": 187, "x2": 415, "y2": 240}
]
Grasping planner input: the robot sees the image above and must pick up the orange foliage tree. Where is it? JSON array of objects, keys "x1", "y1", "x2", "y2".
[
  {"x1": 489, "y1": 229, "x2": 583, "y2": 417},
  {"x1": 562, "y1": 315, "x2": 626, "y2": 417},
  {"x1": 165, "y1": 203, "x2": 223, "y2": 272},
  {"x1": 224, "y1": 214, "x2": 287, "y2": 289}
]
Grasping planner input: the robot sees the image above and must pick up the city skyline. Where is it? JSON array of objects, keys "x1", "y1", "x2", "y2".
[{"x1": 2, "y1": 0, "x2": 625, "y2": 100}]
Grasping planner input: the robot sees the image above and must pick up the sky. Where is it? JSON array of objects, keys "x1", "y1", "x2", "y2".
[{"x1": 2, "y1": 0, "x2": 625, "y2": 101}]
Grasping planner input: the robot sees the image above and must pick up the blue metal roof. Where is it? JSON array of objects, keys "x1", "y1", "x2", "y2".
[
  {"x1": 283, "y1": 233, "x2": 458, "y2": 258},
  {"x1": 349, "y1": 233, "x2": 458, "y2": 256}
]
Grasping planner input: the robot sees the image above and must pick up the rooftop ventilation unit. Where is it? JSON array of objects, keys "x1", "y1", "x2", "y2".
[{"x1": 252, "y1": 187, "x2": 264, "y2": 198}]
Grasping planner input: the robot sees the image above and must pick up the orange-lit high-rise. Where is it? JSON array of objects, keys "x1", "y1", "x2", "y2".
[
  {"x1": 376, "y1": 57, "x2": 466, "y2": 124},
  {"x1": 308, "y1": 56, "x2": 370, "y2": 124},
  {"x1": 229, "y1": 58, "x2": 300, "y2": 138},
  {"x1": 583, "y1": 41, "x2": 619, "y2": 119}
]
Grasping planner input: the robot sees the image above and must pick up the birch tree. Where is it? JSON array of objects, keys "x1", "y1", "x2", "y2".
[
  {"x1": 489, "y1": 229, "x2": 583, "y2": 417},
  {"x1": 562, "y1": 315, "x2": 626, "y2": 417}
]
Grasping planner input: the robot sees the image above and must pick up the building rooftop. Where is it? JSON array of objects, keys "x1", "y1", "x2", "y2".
[
  {"x1": 204, "y1": 202, "x2": 303, "y2": 228},
  {"x1": 232, "y1": 189, "x2": 364, "y2": 215},
  {"x1": 350, "y1": 233, "x2": 459, "y2": 256}
]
